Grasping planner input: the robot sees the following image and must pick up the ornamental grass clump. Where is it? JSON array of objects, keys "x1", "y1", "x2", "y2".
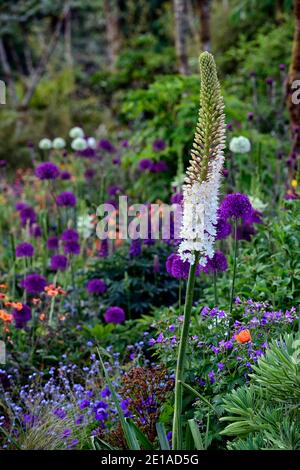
[{"x1": 172, "y1": 52, "x2": 226, "y2": 450}]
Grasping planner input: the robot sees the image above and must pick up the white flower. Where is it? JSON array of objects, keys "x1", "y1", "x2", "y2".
[
  {"x1": 87, "y1": 137, "x2": 97, "y2": 148},
  {"x1": 229, "y1": 136, "x2": 251, "y2": 154},
  {"x1": 249, "y1": 196, "x2": 268, "y2": 212},
  {"x1": 38, "y1": 138, "x2": 52, "y2": 150},
  {"x1": 69, "y1": 126, "x2": 84, "y2": 139},
  {"x1": 77, "y1": 214, "x2": 94, "y2": 239},
  {"x1": 178, "y1": 151, "x2": 224, "y2": 266},
  {"x1": 71, "y1": 137, "x2": 87, "y2": 151},
  {"x1": 52, "y1": 137, "x2": 66, "y2": 150}
]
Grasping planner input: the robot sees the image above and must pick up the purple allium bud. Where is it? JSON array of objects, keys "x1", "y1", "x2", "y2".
[
  {"x1": 56, "y1": 191, "x2": 77, "y2": 207},
  {"x1": 63, "y1": 241, "x2": 80, "y2": 255},
  {"x1": 35, "y1": 162, "x2": 60, "y2": 180},
  {"x1": 19, "y1": 207, "x2": 36, "y2": 227},
  {"x1": 266, "y1": 76, "x2": 274, "y2": 86},
  {"x1": 60, "y1": 228, "x2": 79, "y2": 242},
  {"x1": 129, "y1": 239, "x2": 142, "y2": 257},
  {"x1": 13, "y1": 304, "x2": 31, "y2": 329},
  {"x1": 84, "y1": 168, "x2": 96, "y2": 180},
  {"x1": 30, "y1": 224, "x2": 42, "y2": 238},
  {"x1": 107, "y1": 185, "x2": 122, "y2": 196},
  {"x1": 104, "y1": 306, "x2": 125, "y2": 324},
  {"x1": 247, "y1": 112, "x2": 254, "y2": 121},
  {"x1": 139, "y1": 159, "x2": 153, "y2": 171},
  {"x1": 51, "y1": 254, "x2": 68, "y2": 272},
  {"x1": 152, "y1": 138, "x2": 166, "y2": 152},
  {"x1": 219, "y1": 193, "x2": 253, "y2": 221},
  {"x1": 47, "y1": 236, "x2": 59, "y2": 250},
  {"x1": 22, "y1": 273, "x2": 47, "y2": 295},
  {"x1": 60, "y1": 171, "x2": 71, "y2": 180},
  {"x1": 279, "y1": 63, "x2": 286, "y2": 71},
  {"x1": 150, "y1": 160, "x2": 168, "y2": 173},
  {"x1": 98, "y1": 139, "x2": 116, "y2": 153},
  {"x1": 86, "y1": 278, "x2": 107, "y2": 295},
  {"x1": 16, "y1": 242, "x2": 34, "y2": 258},
  {"x1": 203, "y1": 251, "x2": 228, "y2": 274}
]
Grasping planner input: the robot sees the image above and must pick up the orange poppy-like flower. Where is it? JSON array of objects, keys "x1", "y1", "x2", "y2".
[
  {"x1": 0, "y1": 284, "x2": 7, "y2": 289},
  {"x1": 235, "y1": 329, "x2": 252, "y2": 344},
  {"x1": 5, "y1": 301, "x2": 23, "y2": 311},
  {"x1": 44, "y1": 285, "x2": 66, "y2": 297},
  {"x1": 0, "y1": 309, "x2": 13, "y2": 322}
]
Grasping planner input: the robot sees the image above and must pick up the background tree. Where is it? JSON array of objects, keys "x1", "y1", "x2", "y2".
[
  {"x1": 103, "y1": 0, "x2": 122, "y2": 72},
  {"x1": 173, "y1": 0, "x2": 189, "y2": 74},
  {"x1": 287, "y1": 0, "x2": 300, "y2": 156},
  {"x1": 197, "y1": 0, "x2": 211, "y2": 52}
]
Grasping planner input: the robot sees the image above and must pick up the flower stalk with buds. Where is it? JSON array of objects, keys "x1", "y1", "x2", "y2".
[{"x1": 172, "y1": 52, "x2": 226, "y2": 450}]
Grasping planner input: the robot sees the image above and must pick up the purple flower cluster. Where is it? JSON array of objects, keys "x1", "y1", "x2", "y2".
[
  {"x1": 51, "y1": 254, "x2": 68, "y2": 272},
  {"x1": 22, "y1": 273, "x2": 47, "y2": 295},
  {"x1": 104, "y1": 306, "x2": 125, "y2": 324},
  {"x1": 86, "y1": 279, "x2": 107, "y2": 295},
  {"x1": 129, "y1": 239, "x2": 142, "y2": 257},
  {"x1": 60, "y1": 229, "x2": 80, "y2": 255},
  {"x1": 219, "y1": 193, "x2": 252, "y2": 221},
  {"x1": 56, "y1": 191, "x2": 77, "y2": 207},
  {"x1": 138, "y1": 159, "x2": 168, "y2": 173},
  {"x1": 166, "y1": 253, "x2": 200, "y2": 280},
  {"x1": 12, "y1": 304, "x2": 32, "y2": 329},
  {"x1": 35, "y1": 162, "x2": 60, "y2": 180},
  {"x1": 16, "y1": 242, "x2": 34, "y2": 258},
  {"x1": 202, "y1": 251, "x2": 228, "y2": 274}
]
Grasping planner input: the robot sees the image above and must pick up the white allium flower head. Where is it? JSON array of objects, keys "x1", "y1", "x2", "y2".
[
  {"x1": 69, "y1": 126, "x2": 84, "y2": 139},
  {"x1": 71, "y1": 137, "x2": 87, "y2": 151},
  {"x1": 87, "y1": 137, "x2": 97, "y2": 148},
  {"x1": 38, "y1": 138, "x2": 52, "y2": 150},
  {"x1": 52, "y1": 137, "x2": 66, "y2": 150},
  {"x1": 229, "y1": 136, "x2": 251, "y2": 154},
  {"x1": 77, "y1": 214, "x2": 94, "y2": 239}
]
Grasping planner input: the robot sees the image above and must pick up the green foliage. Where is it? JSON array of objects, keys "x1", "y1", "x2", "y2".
[{"x1": 220, "y1": 334, "x2": 300, "y2": 450}]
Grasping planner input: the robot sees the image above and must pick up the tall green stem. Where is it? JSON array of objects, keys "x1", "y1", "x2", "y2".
[
  {"x1": 172, "y1": 251, "x2": 200, "y2": 450},
  {"x1": 213, "y1": 270, "x2": 218, "y2": 306},
  {"x1": 229, "y1": 218, "x2": 238, "y2": 316}
]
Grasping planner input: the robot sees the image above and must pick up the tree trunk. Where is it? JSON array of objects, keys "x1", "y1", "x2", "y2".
[
  {"x1": 64, "y1": 4, "x2": 73, "y2": 67},
  {"x1": 197, "y1": 0, "x2": 211, "y2": 52},
  {"x1": 287, "y1": 0, "x2": 300, "y2": 156},
  {"x1": 173, "y1": 0, "x2": 189, "y2": 75},
  {"x1": 103, "y1": 0, "x2": 122, "y2": 72}
]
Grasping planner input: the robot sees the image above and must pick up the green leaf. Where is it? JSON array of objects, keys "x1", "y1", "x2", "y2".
[{"x1": 156, "y1": 423, "x2": 170, "y2": 450}]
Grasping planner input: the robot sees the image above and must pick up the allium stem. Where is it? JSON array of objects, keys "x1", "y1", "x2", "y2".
[
  {"x1": 172, "y1": 251, "x2": 200, "y2": 450},
  {"x1": 213, "y1": 270, "x2": 218, "y2": 306},
  {"x1": 229, "y1": 218, "x2": 238, "y2": 316}
]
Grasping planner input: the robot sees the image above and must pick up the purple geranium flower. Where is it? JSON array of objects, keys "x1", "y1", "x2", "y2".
[
  {"x1": 56, "y1": 191, "x2": 77, "y2": 207},
  {"x1": 35, "y1": 162, "x2": 60, "y2": 180},
  {"x1": 104, "y1": 306, "x2": 125, "y2": 324},
  {"x1": 86, "y1": 279, "x2": 107, "y2": 295},
  {"x1": 22, "y1": 274, "x2": 47, "y2": 295},
  {"x1": 51, "y1": 254, "x2": 68, "y2": 272},
  {"x1": 16, "y1": 242, "x2": 34, "y2": 258}
]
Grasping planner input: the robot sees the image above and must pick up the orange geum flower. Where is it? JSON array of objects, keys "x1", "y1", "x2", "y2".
[
  {"x1": 235, "y1": 329, "x2": 252, "y2": 344},
  {"x1": 0, "y1": 293, "x2": 7, "y2": 300},
  {"x1": 0, "y1": 310, "x2": 12, "y2": 322},
  {"x1": 0, "y1": 284, "x2": 8, "y2": 289},
  {"x1": 39, "y1": 313, "x2": 46, "y2": 321}
]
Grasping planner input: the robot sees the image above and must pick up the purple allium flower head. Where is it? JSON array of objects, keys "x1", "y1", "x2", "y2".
[
  {"x1": 51, "y1": 254, "x2": 68, "y2": 272},
  {"x1": 166, "y1": 253, "x2": 199, "y2": 279},
  {"x1": 63, "y1": 241, "x2": 80, "y2": 255},
  {"x1": 150, "y1": 160, "x2": 168, "y2": 173},
  {"x1": 129, "y1": 239, "x2": 142, "y2": 257},
  {"x1": 61, "y1": 228, "x2": 79, "y2": 242},
  {"x1": 219, "y1": 193, "x2": 252, "y2": 221},
  {"x1": 107, "y1": 185, "x2": 122, "y2": 196},
  {"x1": 16, "y1": 242, "x2": 34, "y2": 258},
  {"x1": 60, "y1": 171, "x2": 71, "y2": 180},
  {"x1": 170, "y1": 192, "x2": 183, "y2": 204},
  {"x1": 266, "y1": 76, "x2": 274, "y2": 86},
  {"x1": 13, "y1": 304, "x2": 31, "y2": 329},
  {"x1": 86, "y1": 278, "x2": 107, "y2": 295},
  {"x1": 20, "y1": 206, "x2": 36, "y2": 227},
  {"x1": 84, "y1": 168, "x2": 96, "y2": 180},
  {"x1": 22, "y1": 273, "x2": 47, "y2": 295},
  {"x1": 30, "y1": 224, "x2": 42, "y2": 238},
  {"x1": 203, "y1": 251, "x2": 228, "y2": 273},
  {"x1": 56, "y1": 191, "x2": 77, "y2": 207},
  {"x1": 16, "y1": 201, "x2": 28, "y2": 211},
  {"x1": 247, "y1": 112, "x2": 254, "y2": 121},
  {"x1": 139, "y1": 159, "x2": 153, "y2": 171},
  {"x1": 216, "y1": 216, "x2": 231, "y2": 240},
  {"x1": 99, "y1": 139, "x2": 116, "y2": 153},
  {"x1": 152, "y1": 138, "x2": 166, "y2": 152},
  {"x1": 35, "y1": 162, "x2": 60, "y2": 180},
  {"x1": 47, "y1": 236, "x2": 59, "y2": 250},
  {"x1": 104, "y1": 306, "x2": 125, "y2": 324}
]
